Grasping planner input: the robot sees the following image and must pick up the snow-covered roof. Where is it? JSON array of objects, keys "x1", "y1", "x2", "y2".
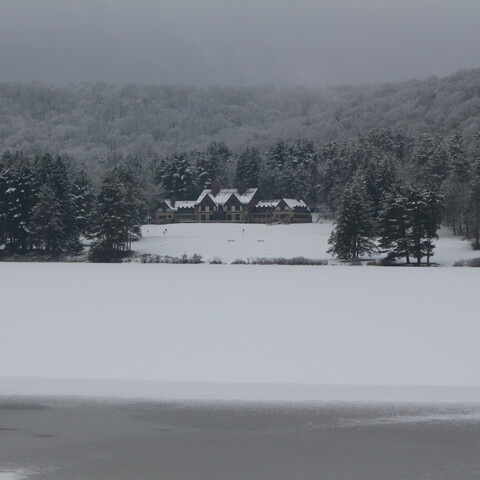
[
  {"x1": 256, "y1": 200, "x2": 281, "y2": 209},
  {"x1": 194, "y1": 192, "x2": 214, "y2": 205},
  {"x1": 282, "y1": 199, "x2": 308, "y2": 210},
  {"x1": 256, "y1": 198, "x2": 309, "y2": 211},
  {"x1": 234, "y1": 188, "x2": 258, "y2": 205},
  {"x1": 196, "y1": 188, "x2": 258, "y2": 206},
  {"x1": 164, "y1": 200, "x2": 196, "y2": 211},
  {"x1": 160, "y1": 192, "x2": 309, "y2": 212}
]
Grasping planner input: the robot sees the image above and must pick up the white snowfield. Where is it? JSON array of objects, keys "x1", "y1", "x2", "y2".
[
  {"x1": 1, "y1": 262, "x2": 480, "y2": 402},
  {"x1": 138, "y1": 220, "x2": 480, "y2": 266}
]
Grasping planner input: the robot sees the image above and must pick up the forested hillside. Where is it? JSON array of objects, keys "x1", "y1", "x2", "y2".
[
  {"x1": 2, "y1": 68, "x2": 480, "y2": 261},
  {"x1": 1, "y1": 68, "x2": 480, "y2": 166}
]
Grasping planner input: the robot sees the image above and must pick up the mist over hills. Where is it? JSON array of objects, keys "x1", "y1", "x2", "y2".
[{"x1": 1, "y1": 68, "x2": 480, "y2": 166}]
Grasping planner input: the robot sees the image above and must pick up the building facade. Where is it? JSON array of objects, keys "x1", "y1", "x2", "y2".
[{"x1": 156, "y1": 187, "x2": 312, "y2": 224}]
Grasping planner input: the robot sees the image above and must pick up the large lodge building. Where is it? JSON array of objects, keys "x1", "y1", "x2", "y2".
[{"x1": 156, "y1": 186, "x2": 312, "y2": 224}]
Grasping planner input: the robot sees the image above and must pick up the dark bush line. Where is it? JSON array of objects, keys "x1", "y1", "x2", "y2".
[
  {"x1": 232, "y1": 256, "x2": 328, "y2": 266},
  {"x1": 366, "y1": 258, "x2": 439, "y2": 267},
  {"x1": 0, "y1": 251, "x2": 86, "y2": 262},
  {"x1": 453, "y1": 257, "x2": 480, "y2": 267},
  {"x1": 135, "y1": 253, "x2": 204, "y2": 264},
  {"x1": 88, "y1": 248, "x2": 134, "y2": 263}
]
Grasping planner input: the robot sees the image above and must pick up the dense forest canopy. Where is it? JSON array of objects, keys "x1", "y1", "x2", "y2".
[
  {"x1": 2, "y1": 68, "x2": 480, "y2": 261},
  {"x1": 1, "y1": 68, "x2": 480, "y2": 169}
]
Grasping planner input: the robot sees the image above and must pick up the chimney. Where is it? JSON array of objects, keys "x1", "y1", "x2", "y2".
[{"x1": 211, "y1": 181, "x2": 221, "y2": 196}]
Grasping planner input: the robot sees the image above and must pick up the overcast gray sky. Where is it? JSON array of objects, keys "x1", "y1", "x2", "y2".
[{"x1": 1, "y1": 0, "x2": 479, "y2": 86}]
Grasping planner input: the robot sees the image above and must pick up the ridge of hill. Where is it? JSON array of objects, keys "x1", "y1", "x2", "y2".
[{"x1": 1, "y1": 68, "x2": 480, "y2": 164}]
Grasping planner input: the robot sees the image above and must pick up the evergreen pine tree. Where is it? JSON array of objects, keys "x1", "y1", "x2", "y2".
[
  {"x1": 196, "y1": 141, "x2": 231, "y2": 189},
  {"x1": 4, "y1": 160, "x2": 36, "y2": 253},
  {"x1": 0, "y1": 161, "x2": 7, "y2": 246},
  {"x1": 327, "y1": 176, "x2": 377, "y2": 260},
  {"x1": 318, "y1": 141, "x2": 342, "y2": 210},
  {"x1": 71, "y1": 168, "x2": 94, "y2": 238},
  {"x1": 411, "y1": 135, "x2": 449, "y2": 187},
  {"x1": 406, "y1": 186, "x2": 443, "y2": 265},
  {"x1": 288, "y1": 140, "x2": 319, "y2": 205},
  {"x1": 32, "y1": 154, "x2": 81, "y2": 252},
  {"x1": 465, "y1": 134, "x2": 480, "y2": 249},
  {"x1": 364, "y1": 154, "x2": 398, "y2": 217},
  {"x1": 89, "y1": 170, "x2": 128, "y2": 260},
  {"x1": 466, "y1": 174, "x2": 480, "y2": 250},
  {"x1": 259, "y1": 142, "x2": 290, "y2": 199},
  {"x1": 116, "y1": 161, "x2": 145, "y2": 251},
  {"x1": 378, "y1": 191, "x2": 412, "y2": 263},
  {"x1": 234, "y1": 147, "x2": 260, "y2": 188},
  {"x1": 443, "y1": 133, "x2": 470, "y2": 235},
  {"x1": 30, "y1": 184, "x2": 66, "y2": 253},
  {"x1": 89, "y1": 166, "x2": 144, "y2": 260},
  {"x1": 159, "y1": 153, "x2": 198, "y2": 200}
]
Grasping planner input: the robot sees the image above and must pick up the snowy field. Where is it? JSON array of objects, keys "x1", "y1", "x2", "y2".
[
  {"x1": 138, "y1": 220, "x2": 480, "y2": 266},
  {"x1": 1, "y1": 263, "x2": 480, "y2": 401}
]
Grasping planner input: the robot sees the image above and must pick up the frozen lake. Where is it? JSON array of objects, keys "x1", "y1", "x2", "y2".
[
  {"x1": 2, "y1": 225, "x2": 479, "y2": 479},
  {"x1": 1, "y1": 396, "x2": 480, "y2": 480},
  {"x1": 1, "y1": 263, "x2": 480, "y2": 387}
]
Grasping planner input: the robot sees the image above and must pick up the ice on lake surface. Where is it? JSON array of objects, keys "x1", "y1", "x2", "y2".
[
  {"x1": 0, "y1": 471, "x2": 27, "y2": 480},
  {"x1": 2, "y1": 264, "x2": 480, "y2": 388},
  {"x1": 1, "y1": 396, "x2": 480, "y2": 480}
]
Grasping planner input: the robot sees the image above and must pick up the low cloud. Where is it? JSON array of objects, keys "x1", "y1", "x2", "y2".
[{"x1": 0, "y1": 0, "x2": 479, "y2": 86}]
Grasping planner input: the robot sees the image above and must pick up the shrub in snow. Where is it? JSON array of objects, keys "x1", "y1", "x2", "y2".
[
  {"x1": 232, "y1": 258, "x2": 248, "y2": 265},
  {"x1": 88, "y1": 248, "x2": 133, "y2": 263},
  {"x1": 133, "y1": 253, "x2": 204, "y2": 264},
  {"x1": 231, "y1": 257, "x2": 328, "y2": 266},
  {"x1": 209, "y1": 257, "x2": 224, "y2": 264},
  {"x1": 348, "y1": 259, "x2": 363, "y2": 266},
  {"x1": 453, "y1": 257, "x2": 480, "y2": 267}
]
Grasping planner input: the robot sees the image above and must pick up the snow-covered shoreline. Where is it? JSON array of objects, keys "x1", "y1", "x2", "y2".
[
  {"x1": 2, "y1": 221, "x2": 478, "y2": 266},
  {"x1": 136, "y1": 221, "x2": 478, "y2": 266}
]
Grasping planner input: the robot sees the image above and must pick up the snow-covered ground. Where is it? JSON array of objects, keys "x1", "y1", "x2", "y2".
[
  {"x1": 138, "y1": 222, "x2": 331, "y2": 264},
  {"x1": 138, "y1": 221, "x2": 479, "y2": 266},
  {"x1": 1, "y1": 263, "x2": 479, "y2": 401}
]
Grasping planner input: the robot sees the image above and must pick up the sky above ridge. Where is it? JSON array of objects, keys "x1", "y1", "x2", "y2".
[{"x1": 1, "y1": 0, "x2": 479, "y2": 86}]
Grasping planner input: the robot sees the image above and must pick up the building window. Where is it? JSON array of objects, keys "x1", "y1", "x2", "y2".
[
  {"x1": 201, "y1": 214, "x2": 206, "y2": 221},
  {"x1": 227, "y1": 214, "x2": 232, "y2": 221},
  {"x1": 235, "y1": 214, "x2": 240, "y2": 221}
]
